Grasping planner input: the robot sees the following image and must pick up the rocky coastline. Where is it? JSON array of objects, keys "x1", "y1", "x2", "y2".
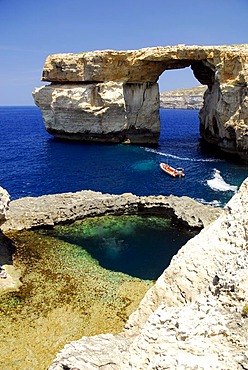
[
  {"x1": 47, "y1": 178, "x2": 248, "y2": 370},
  {"x1": 0, "y1": 190, "x2": 221, "y2": 300},
  {"x1": 0, "y1": 179, "x2": 247, "y2": 368},
  {"x1": 0, "y1": 189, "x2": 222, "y2": 369},
  {"x1": 160, "y1": 85, "x2": 206, "y2": 110},
  {"x1": 2, "y1": 191, "x2": 221, "y2": 232},
  {"x1": 33, "y1": 44, "x2": 248, "y2": 161}
]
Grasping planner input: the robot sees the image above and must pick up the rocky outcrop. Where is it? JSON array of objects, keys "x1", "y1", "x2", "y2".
[
  {"x1": 33, "y1": 82, "x2": 160, "y2": 144},
  {"x1": 1, "y1": 191, "x2": 220, "y2": 232},
  {"x1": 0, "y1": 187, "x2": 10, "y2": 227},
  {"x1": 48, "y1": 177, "x2": 248, "y2": 370},
  {"x1": 33, "y1": 44, "x2": 248, "y2": 160},
  {"x1": 160, "y1": 85, "x2": 206, "y2": 109}
]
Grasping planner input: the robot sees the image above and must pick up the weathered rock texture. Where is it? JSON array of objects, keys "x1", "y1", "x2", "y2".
[
  {"x1": 0, "y1": 187, "x2": 10, "y2": 227},
  {"x1": 160, "y1": 85, "x2": 206, "y2": 109},
  {"x1": 1, "y1": 191, "x2": 220, "y2": 232},
  {"x1": 33, "y1": 44, "x2": 248, "y2": 160},
  {"x1": 48, "y1": 178, "x2": 248, "y2": 370},
  {"x1": 33, "y1": 82, "x2": 160, "y2": 144}
]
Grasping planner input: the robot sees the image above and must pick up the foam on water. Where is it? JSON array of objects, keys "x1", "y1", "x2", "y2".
[
  {"x1": 145, "y1": 148, "x2": 222, "y2": 163},
  {"x1": 0, "y1": 107, "x2": 246, "y2": 206},
  {"x1": 207, "y1": 169, "x2": 238, "y2": 192}
]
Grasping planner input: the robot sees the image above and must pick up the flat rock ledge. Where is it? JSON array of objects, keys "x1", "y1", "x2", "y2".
[
  {"x1": 1, "y1": 191, "x2": 221, "y2": 232},
  {"x1": 48, "y1": 179, "x2": 248, "y2": 370}
]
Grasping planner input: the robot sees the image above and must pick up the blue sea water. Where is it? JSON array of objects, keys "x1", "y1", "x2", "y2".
[{"x1": 0, "y1": 106, "x2": 247, "y2": 206}]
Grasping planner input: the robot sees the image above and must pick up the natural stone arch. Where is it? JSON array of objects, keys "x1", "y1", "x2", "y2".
[{"x1": 33, "y1": 45, "x2": 248, "y2": 161}]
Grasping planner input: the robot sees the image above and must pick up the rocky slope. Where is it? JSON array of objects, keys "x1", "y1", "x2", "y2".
[
  {"x1": 33, "y1": 44, "x2": 248, "y2": 160},
  {"x1": 48, "y1": 178, "x2": 248, "y2": 370},
  {"x1": 160, "y1": 85, "x2": 206, "y2": 109}
]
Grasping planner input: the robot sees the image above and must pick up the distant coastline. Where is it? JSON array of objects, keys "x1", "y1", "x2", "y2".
[{"x1": 160, "y1": 85, "x2": 206, "y2": 110}]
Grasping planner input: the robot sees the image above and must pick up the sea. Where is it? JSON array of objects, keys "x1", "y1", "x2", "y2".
[{"x1": 0, "y1": 106, "x2": 247, "y2": 206}]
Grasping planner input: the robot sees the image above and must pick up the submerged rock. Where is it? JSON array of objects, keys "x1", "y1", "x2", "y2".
[{"x1": 48, "y1": 178, "x2": 248, "y2": 370}]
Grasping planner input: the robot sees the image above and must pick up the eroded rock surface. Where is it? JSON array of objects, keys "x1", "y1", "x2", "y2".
[
  {"x1": 48, "y1": 178, "x2": 248, "y2": 370},
  {"x1": 34, "y1": 82, "x2": 160, "y2": 144},
  {"x1": 33, "y1": 45, "x2": 248, "y2": 159},
  {"x1": 1, "y1": 192, "x2": 220, "y2": 231},
  {"x1": 0, "y1": 186, "x2": 10, "y2": 227}
]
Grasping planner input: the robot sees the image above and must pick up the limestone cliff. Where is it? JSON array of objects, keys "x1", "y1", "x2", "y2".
[
  {"x1": 48, "y1": 178, "x2": 248, "y2": 370},
  {"x1": 33, "y1": 44, "x2": 248, "y2": 160},
  {"x1": 33, "y1": 82, "x2": 160, "y2": 144},
  {"x1": 0, "y1": 187, "x2": 9, "y2": 227},
  {"x1": 160, "y1": 85, "x2": 206, "y2": 109}
]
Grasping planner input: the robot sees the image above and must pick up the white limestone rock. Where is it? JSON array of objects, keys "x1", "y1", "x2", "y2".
[
  {"x1": 48, "y1": 178, "x2": 248, "y2": 370},
  {"x1": 1, "y1": 192, "x2": 220, "y2": 232},
  {"x1": 0, "y1": 186, "x2": 10, "y2": 226},
  {"x1": 34, "y1": 45, "x2": 248, "y2": 158},
  {"x1": 33, "y1": 82, "x2": 160, "y2": 144}
]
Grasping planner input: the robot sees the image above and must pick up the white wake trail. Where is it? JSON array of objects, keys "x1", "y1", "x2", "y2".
[{"x1": 145, "y1": 148, "x2": 221, "y2": 163}]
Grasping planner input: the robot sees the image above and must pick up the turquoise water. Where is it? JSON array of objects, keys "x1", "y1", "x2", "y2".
[
  {"x1": 0, "y1": 106, "x2": 247, "y2": 205},
  {"x1": 41, "y1": 215, "x2": 197, "y2": 280}
]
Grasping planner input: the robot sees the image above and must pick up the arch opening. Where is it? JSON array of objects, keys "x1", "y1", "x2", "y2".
[
  {"x1": 158, "y1": 65, "x2": 208, "y2": 111},
  {"x1": 33, "y1": 47, "x2": 248, "y2": 161}
]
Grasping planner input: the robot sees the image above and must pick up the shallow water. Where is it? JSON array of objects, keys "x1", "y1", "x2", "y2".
[
  {"x1": 43, "y1": 215, "x2": 197, "y2": 280},
  {"x1": 0, "y1": 227, "x2": 153, "y2": 370},
  {"x1": 0, "y1": 106, "x2": 247, "y2": 369}
]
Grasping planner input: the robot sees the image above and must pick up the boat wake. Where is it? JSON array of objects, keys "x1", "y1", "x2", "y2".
[
  {"x1": 145, "y1": 148, "x2": 221, "y2": 162},
  {"x1": 207, "y1": 169, "x2": 238, "y2": 192}
]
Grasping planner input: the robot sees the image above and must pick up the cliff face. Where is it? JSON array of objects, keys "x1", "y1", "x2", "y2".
[
  {"x1": 33, "y1": 44, "x2": 248, "y2": 160},
  {"x1": 160, "y1": 85, "x2": 206, "y2": 109},
  {"x1": 0, "y1": 187, "x2": 9, "y2": 227},
  {"x1": 33, "y1": 82, "x2": 160, "y2": 144},
  {"x1": 48, "y1": 178, "x2": 248, "y2": 370}
]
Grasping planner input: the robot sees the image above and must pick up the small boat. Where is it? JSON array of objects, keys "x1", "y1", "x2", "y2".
[{"x1": 160, "y1": 163, "x2": 185, "y2": 177}]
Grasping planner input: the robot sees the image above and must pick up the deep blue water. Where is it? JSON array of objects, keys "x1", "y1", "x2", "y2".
[{"x1": 0, "y1": 106, "x2": 247, "y2": 206}]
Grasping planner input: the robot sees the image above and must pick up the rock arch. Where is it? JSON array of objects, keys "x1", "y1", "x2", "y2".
[{"x1": 33, "y1": 45, "x2": 248, "y2": 161}]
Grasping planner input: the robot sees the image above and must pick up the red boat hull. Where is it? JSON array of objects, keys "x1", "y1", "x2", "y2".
[{"x1": 160, "y1": 163, "x2": 185, "y2": 177}]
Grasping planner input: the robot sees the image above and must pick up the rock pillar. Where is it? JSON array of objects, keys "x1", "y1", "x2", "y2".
[{"x1": 33, "y1": 82, "x2": 160, "y2": 144}]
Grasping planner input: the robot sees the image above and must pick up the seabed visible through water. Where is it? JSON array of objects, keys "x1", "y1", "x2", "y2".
[{"x1": 0, "y1": 214, "x2": 196, "y2": 370}]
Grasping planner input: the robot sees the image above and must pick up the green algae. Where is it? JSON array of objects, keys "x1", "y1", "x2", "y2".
[
  {"x1": 0, "y1": 222, "x2": 153, "y2": 370},
  {"x1": 45, "y1": 214, "x2": 195, "y2": 280},
  {"x1": 0, "y1": 214, "x2": 196, "y2": 369}
]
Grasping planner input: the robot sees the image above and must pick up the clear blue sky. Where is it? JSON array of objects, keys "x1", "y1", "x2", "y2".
[{"x1": 0, "y1": 0, "x2": 247, "y2": 105}]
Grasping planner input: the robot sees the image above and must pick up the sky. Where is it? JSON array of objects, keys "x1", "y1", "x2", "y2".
[{"x1": 0, "y1": 0, "x2": 247, "y2": 105}]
